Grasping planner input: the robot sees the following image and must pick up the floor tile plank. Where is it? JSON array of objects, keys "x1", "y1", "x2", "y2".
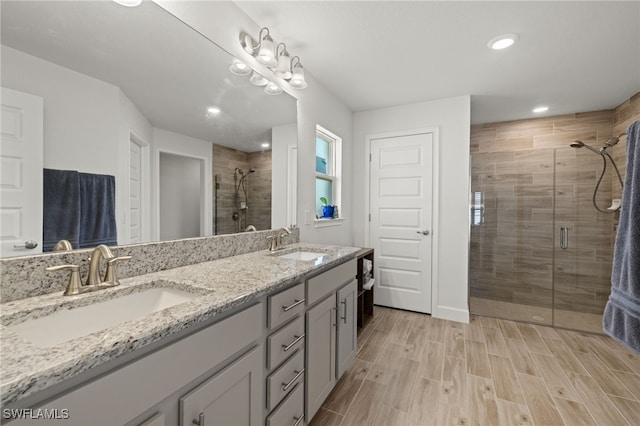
[
  {"x1": 517, "y1": 373, "x2": 565, "y2": 426},
  {"x1": 466, "y1": 340, "x2": 492, "y2": 378},
  {"x1": 488, "y1": 354, "x2": 525, "y2": 404}
]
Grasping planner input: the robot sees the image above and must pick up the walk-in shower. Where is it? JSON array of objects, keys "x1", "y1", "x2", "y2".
[
  {"x1": 469, "y1": 120, "x2": 625, "y2": 334},
  {"x1": 233, "y1": 167, "x2": 255, "y2": 232}
]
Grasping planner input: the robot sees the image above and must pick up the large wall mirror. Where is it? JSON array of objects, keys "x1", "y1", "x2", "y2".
[{"x1": 0, "y1": 0, "x2": 298, "y2": 258}]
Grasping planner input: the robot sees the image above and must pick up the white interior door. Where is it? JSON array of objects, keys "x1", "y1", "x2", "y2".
[
  {"x1": 369, "y1": 132, "x2": 433, "y2": 313},
  {"x1": 129, "y1": 138, "x2": 142, "y2": 244},
  {"x1": 0, "y1": 87, "x2": 43, "y2": 257}
]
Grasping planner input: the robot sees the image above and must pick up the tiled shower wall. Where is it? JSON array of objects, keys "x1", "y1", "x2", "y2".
[
  {"x1": 470, "y1": 110, "x2": 616, "y2": 315},
  {"x1": 212, "y1": 144, "x2": 272, "y2": 234},
  {"x1": 470, "y1": 91, "x2": 639, "y2": 319}
]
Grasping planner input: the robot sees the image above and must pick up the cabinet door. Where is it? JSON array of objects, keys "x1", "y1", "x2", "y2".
[
  {"x1": 336, "y1": 279, "x2": 357, "y2": 379},
  {"x1": 305, "y1": 295, "x2": 336, "y2": 422},
  {"x1": 180, "y1": 345, "x2": 264, "y2": 426}
]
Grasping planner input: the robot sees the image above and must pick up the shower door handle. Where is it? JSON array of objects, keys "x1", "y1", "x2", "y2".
[{"x1": 560, "y1": 227, "x2": 569, "y2": 249}]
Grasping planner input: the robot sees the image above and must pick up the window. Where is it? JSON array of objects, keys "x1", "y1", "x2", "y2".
[{"x1": 315, "y1": 125, "x2": 342, "y2": 222}]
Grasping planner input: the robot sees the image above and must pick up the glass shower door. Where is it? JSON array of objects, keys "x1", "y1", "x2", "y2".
[{"x1": 553, "y1": 147, "x2": 615, "y2": 333}]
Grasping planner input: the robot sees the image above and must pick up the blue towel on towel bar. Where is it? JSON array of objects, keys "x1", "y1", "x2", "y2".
[
  {"x1": 42, "y1": 169, "x2": 80, "y2": 252},
  {"x1": 604, "y1": 120, "x2": 640, "y2": 354},
  {"x1": 78, "y1": 172, "x2": 117, "y2": 248}
]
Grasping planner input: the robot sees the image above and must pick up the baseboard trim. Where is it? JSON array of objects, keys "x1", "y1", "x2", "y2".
[{"x1": 432, "y1": 305, "x2": 469, "y2": 324}]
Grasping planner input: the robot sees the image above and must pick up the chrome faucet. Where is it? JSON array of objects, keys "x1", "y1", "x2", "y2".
[{"x1": 46, "y1": 244, "x2": 131, "y2": 296}]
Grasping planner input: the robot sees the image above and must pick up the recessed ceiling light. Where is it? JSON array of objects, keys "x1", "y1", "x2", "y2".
[
  {"x1": 207, "y1": 106, "x2": 221, "y2": 116},
  {"x1": 261, "y1": 143, "x2": 270, "y2": 148},
  {"x1": 113, "y1": 0, "x2": 142, "y2": 7},
  {"x1": 532, "y1": 106, "x2": 549, "y2": 113},
  {"x1": 487, "y1": 33, "x2": 519, "y2": 50}
]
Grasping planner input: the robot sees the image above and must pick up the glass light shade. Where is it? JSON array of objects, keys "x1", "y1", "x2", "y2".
[
  {"x1": 229, "y1": 58, "x2": 251, "y2": 75},
  {"x1": 264, "y1": 81, "x2": 282, "y2": 95},
  {"x1": 274, "y1": 52, "x2": 292, "y2": 79},
  {"x1": 289, "y1": 63, "x2": 307, "y2": 89},
  {"x1": 249, "y1": 71, "x2": 268, "y2": 87},
  {"x1": 256, "y1": 34, "x2": 277, "y2": 67}
]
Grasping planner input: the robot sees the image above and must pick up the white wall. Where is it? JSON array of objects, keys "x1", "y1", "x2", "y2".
[
  {"x1": 2, "y1": 46, "x2": 119, "y2": 175},
  {"x1": 152, "y1": 128, "x2": 212, "y2": 241},
  {"x1": 154, "y1": 0, "x2": 355, "y2": 247},
  {"x1": 2, "y1": 46, "x2": 152, "y2": 246},
  {"x1": 271, "y1": 123, "x2": 297, "y2": 229},
  {"x1": 353, "y1": 96, "x2": 471, "y2": 323},
  {"x1": 159, "y1": 153, "x2": 201, "y2": 240}
]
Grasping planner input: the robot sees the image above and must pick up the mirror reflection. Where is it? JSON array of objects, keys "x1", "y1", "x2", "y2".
[{"x1": 0, "y1": 0, "x2": 298, "y2": 258}]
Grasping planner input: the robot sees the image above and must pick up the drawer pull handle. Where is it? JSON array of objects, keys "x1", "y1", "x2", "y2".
[
  {"x1": 293, "y1": 414, "x2": 304, "y2": 426},
  {"x1": 192, "y1": 413, "x2": 204, "y2": 426},
  {"x1": 282, "y1": 298, "x2": 305, "y2": 312},
  {"x1": 282, "y1": 368, "x2": 305, "y2": 392},
  {"x1": 340, "y1": 299, "x2": 348, "y2": 323},
  {"x1": 282, "y1": 334, "x2": 305, "y2": 352}
]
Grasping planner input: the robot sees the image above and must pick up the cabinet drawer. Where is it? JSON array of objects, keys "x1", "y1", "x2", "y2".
[
  {"x1": 267, "y1": 316, "x2": 305, "y2": 370},
  {"x1": 307, "y1": 259, "x2": 356, "y2": 305},
  {"x1": 267, "y1": 349, "x2": 305, "y2": 411},
  {"x1": 268, "y1": 282, "x2": 305, "y2": 329},
  {"x1": 266, "y1": 382, "x2": 304, "y2": 426}
]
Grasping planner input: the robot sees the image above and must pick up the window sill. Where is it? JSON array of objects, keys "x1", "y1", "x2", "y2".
[{"x1": 313, "y1": 217, "x2": 344, "y2": 228}]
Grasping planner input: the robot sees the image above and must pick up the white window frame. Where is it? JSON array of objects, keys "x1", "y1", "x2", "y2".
[{"x1": 315, "y1": 124, "x2": 343, "y2": 227}]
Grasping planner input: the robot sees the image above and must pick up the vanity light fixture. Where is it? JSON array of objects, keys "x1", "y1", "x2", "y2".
[
  {"x1": 249, "y1": 71, "x2": 268, "y2": 87},
  {"x1": 239, "y1": 27, "x2": 307, "y2": 90},
  {"x1": 229, "y1": 58, "x2": 251, "y2": 75},
  {"x1": 241, "y1": 28, "x2": 277, "y2": 67},
  {"x1": 273, "y1": 44, "x2": 292, "y2": 80},
  {"x1": 289, "y1": 56, "x2": 307, "y2": 89},
  {"x1": 112, "y1": 0, "x2": 142, "y2": 7},
  {"x1": 264, "y1": 81, "x2": 283, "y2": 96},
  {"x1": 532, "y1": 106, "x2": 549, "y2": 113},
  {"x1": 487, "y1": 33, "x2": 519, "y2": 50}
]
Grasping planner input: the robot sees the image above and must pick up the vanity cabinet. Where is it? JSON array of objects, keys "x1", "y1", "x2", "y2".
[
  {"x1": 179, "y1": 345, "x2": 263, "y2": 426},
  {"x1": 10, "y1": 303, "x2": 264, "y2": 426},
  {"x1": 264, "y1": 283, "x2": 306, "y2": 426},
  {"x1": 304, "y1": 259, "x2": 357, "y2": 422},
  {"x1": 336, "y1": 279, "x2": 357, "y2": 378}
]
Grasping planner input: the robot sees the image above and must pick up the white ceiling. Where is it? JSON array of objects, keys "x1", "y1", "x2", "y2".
[{"x1": 235, "y1": 0, "x2": 640, "y2": 124}]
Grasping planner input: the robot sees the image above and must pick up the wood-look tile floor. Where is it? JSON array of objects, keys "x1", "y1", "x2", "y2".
[{"x1": 309, "y1": 306, "x2": 640, "y2": 426}]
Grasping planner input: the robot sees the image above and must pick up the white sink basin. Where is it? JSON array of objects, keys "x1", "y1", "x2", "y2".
[
  {"x1": 8, "y1": 287, "x2": 198, "y2": 347},
  {"x1": 278, "y1": 251, "x2": 327, "y2": 261}
]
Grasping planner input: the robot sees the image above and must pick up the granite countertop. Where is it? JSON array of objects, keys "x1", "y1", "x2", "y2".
[{"x1": 0, "y1": 243, "x2": 360, "y2": 405}]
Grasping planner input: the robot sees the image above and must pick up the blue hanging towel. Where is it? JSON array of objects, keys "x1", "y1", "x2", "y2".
[
  {"x1": 42, "y1": 169, "x2": 80, "y2": 252},
  {"x1": 78, "y1": 172, "x2": 117, "y2": 248},
  {"x1": 604, "y1": 120, "x2": 640, "y2": 354}
]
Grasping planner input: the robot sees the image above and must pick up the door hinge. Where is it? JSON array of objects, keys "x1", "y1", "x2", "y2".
[
  {"x1": 369, "y1": 153, "x2": 372, "y2": 162},
  {"x1": 368, "y1": 213, "x2": 371, "y2": 222}
]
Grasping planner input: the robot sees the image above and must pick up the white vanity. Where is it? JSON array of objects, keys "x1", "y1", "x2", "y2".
[{"x1": 0, "y1": 243, "x2": 359, "y2": 426}]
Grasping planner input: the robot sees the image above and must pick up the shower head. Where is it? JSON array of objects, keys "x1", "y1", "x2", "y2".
[
  {"x1": 570, "y1": 140, "x2": 602, "y2": 155},
  {"x1": 249, "y1": 168, "x2": 255, "y2": 173}
]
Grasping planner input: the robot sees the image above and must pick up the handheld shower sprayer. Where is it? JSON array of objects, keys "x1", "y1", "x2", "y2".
[{"x1": 569, "y1": 139, "x2": 624, "y2": 213}]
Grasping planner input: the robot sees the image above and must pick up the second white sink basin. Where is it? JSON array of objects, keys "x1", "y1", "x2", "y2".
[
  {"x1": 8, "y1": 287, "x2": 198, "y2": 347},
  {"x1": 278, "y1": 251, "x2": 327, "y2": 261}
]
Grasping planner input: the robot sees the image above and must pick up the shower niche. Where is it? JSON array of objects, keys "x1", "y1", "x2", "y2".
[{"x1": 469, "y1": 113, "x2": 625, "y2": 334}]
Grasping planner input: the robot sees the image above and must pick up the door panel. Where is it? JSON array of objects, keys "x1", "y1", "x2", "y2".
[
  {"x1": 370, "y1": 132, "x2": 433, "y2": 313},
  {"x1": 0, "y1": 87, "x2": 43, "y2": 257}
]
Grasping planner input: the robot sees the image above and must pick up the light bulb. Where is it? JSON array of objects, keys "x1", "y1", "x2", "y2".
[
  {"x1": 265, "y1": 82, "x2": 282, "y2": 95},
  {"x1": 229, "y1": 58, "x2": 251, "y2": 75}
]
